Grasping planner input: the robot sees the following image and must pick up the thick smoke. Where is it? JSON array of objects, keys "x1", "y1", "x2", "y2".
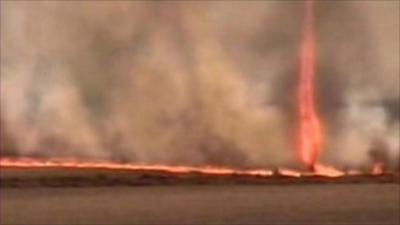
[{"x1": 1, "y1": 1, "x2": 398, "y2": 170}]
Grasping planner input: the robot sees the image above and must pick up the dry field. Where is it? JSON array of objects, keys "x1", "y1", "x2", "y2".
[{"x1": 0, "y1": 167, "x2": 399, "y2": 225}]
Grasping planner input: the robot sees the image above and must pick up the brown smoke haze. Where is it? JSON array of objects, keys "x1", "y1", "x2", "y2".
[{"x1": 1, "y1": 1, "x2": 399, "y2": 170}]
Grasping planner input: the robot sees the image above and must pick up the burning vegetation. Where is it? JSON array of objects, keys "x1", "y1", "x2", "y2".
[
  {"x1": 0, "y1": 1, "x2": 399, "y2": 179},
  {"x1": 0, "y1": 157, "x2": 398, "y2": 188}
]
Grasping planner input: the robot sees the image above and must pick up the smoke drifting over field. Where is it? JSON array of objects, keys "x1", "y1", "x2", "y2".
[{"x1": 1, "y1": 1, "x2": 399, "y2": 170}]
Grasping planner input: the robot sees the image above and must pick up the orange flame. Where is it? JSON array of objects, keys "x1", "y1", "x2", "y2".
[
  {"x1": 0, "y1": 157, "x2": 273, "y2": 176},
  {"x1": 0, "y1": 157, "x2": 353, "y2": 178},
  {"x1": 297, "y1": 0, "x2": 322, "y2": 168},
  {"x1": 371, "y1": 162, "x2": 384, "y2": 175}
]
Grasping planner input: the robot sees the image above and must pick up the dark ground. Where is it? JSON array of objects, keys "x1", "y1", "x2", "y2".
[
  {"x1": 0, "y1": 168, "x2": 399, "y2": 225},
  {"x1": 1, "y1": 184, "x2": 399, "y2": 225},
  {"x1": 0, "y1": 167, "x2": 399, "y2": 187}
]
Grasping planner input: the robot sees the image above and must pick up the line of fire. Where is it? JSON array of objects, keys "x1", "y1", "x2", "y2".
[{"x1": 0, "y1": 0, "x2": 398, "y2": 183}]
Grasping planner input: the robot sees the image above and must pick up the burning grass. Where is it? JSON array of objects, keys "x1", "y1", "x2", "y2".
[{"x1": 1, "y1": 157, "x2": 398, "y2": 188}]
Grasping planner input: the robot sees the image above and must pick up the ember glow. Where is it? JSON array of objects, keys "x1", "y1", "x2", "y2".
[
  {"x1": 0, "y1": 157, "x2": 355, "y2": 178},
  {"x1": 297, "y1": 0, "x2": 323, "y2": 169},
  {"x1": 371, "y1": 162, "x2": 385, "y2": 175},
  {"x1": 0, "y1": 157, "x2": 273, "y2": 176}
]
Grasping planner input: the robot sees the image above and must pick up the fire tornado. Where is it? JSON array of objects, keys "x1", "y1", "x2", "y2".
[{"x1": 297, "y1": 0, "x2": 322, "y2": 169}]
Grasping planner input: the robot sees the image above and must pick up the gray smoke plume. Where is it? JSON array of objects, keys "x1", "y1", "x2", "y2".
[{"x1": 1, "y1": 1, "x2": 398, "y2": 170}]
